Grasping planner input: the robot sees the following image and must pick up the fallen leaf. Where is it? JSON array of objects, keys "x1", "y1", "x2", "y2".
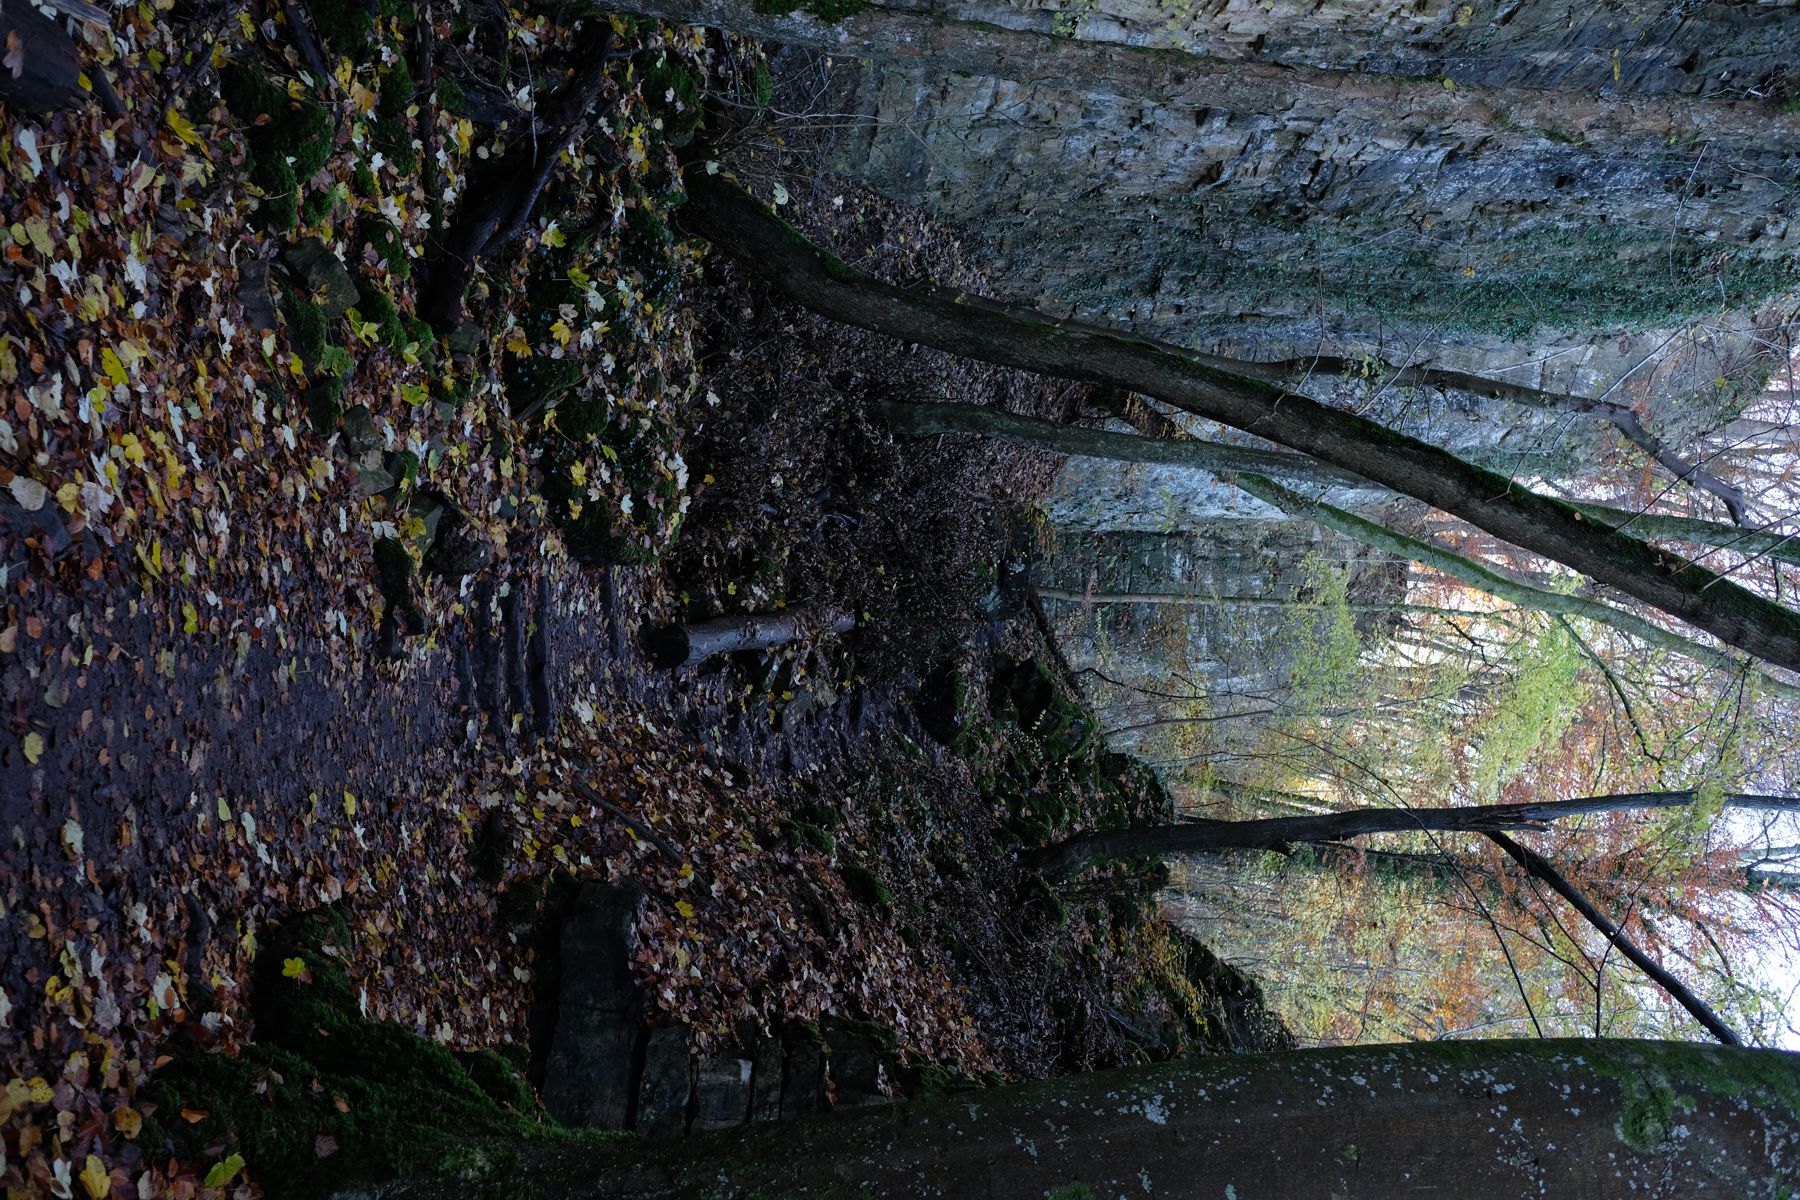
[
  {"x1": 202, "y1": 1154, "x2": 245, "y2": 1188},
  {"x1": 78, "y1": 1155, "x2": 109, "y2": 1200},
  {"x1": 8, "y1": 475, "x2": 47, "y2": 511},
  {"x1": 314, "y1": 1133, "x2": 338, "y2": 1158},
  {"x1": 282, "y1": 957, "x2": 307, "y2": 979},
  {"x1": 112, "y1": 1105, "x2": 143, "y2": 1139},
  {"x1": 23, "y1": 731, "x2": 44, "y2": 764}
]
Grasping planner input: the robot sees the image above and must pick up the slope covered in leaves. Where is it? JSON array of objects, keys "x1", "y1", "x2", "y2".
[{"x1": 0, "y1": 5, "x2": 1276, "y2": 1194}]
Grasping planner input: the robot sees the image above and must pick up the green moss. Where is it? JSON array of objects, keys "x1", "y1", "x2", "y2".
[
  {"x1": 250, "y1": 156, "x2": 300, "y2": 229},
  {"x1": 1046, "y1": 1186, "x2": 1095, "y2": 1200},
  {"x1": 1196, "y1": 215, "x2": 1797, "y2": 337},
  {"x1": 840, "y1": 863, "x2": 893, "y2": 909},
  {"x1": 354, "y1": 283, "x2": 410, "y2": 352},
  {"x1": 750, "y1": 65, "x2": 774, "y2": 110},
  {"x1": 828, "y1": 1017, "x2": 900, "y2": 1057},
  {"x1": 282, "y1": 286, "x2": 330, "y2": 370},
  {"x1": 221, "y1": 64, "x2": 334, "y2": 228},
  {"x1": 306, "y1": 382, "x2": 344, "y2": 439},
  {"x1": 643, "y1": 61, "x2": 703, "y2": 142},
  {"x1": 436, "y1": 75, "x2": 469, "y2": 114},
  {"x1": 308, "y1": 0, "x2": 375, "y2": 61},
  {"x1": 379, "y1": 55, "x2": 415, "y2": 118},
  {"x1": 141, "y1": 909, "x2": 583, "y2": 1199},
  {"x1": 352, "y1": 162, "x2": 380, "y2": 197},
  {"x1": 371, "y1": 112, "x2": 419, "y2": 175},
  {"x1": 788, "y1": 820, "x2": 836, "y2": 856},
  {"x1": 357, "y1": 216, "x2": 411, "y2": 279},
  {"x1": 373, "y1": 536, "x2": 422, "y2": 628}
]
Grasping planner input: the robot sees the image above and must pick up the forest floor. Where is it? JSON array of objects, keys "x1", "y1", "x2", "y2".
[{"x1": 0, "y1": 9, "x2": 1280, "y2": 1197}]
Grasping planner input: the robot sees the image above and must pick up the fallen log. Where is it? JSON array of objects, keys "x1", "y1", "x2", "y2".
[{"x1": 645, "y1": 608, "x2": 854, "y2": 669}]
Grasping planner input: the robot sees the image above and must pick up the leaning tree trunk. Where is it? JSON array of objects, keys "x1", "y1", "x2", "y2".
[
  {"x1": 678, "y1": 175, "x2": 1800, "y2": 675},
  {"x1": 881, "y1": 400, "x2": 1800, "y2": 568},
  {"x1": 378, "y1": 1039, "x2": 1800, "y2": 1199},
  {"x1": 1032, "y1": 791, "x2": 1800, "y2": 879}
]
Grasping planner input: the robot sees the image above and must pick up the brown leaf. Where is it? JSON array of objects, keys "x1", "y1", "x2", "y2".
[{"x1": 314, "y1": 1133, "x2": 338, "y2": 1158}]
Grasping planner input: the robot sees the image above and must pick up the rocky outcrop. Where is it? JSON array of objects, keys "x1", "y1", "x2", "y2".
[{"x1": 539, "y1": 883, "x2": 921, "y2": 1136}]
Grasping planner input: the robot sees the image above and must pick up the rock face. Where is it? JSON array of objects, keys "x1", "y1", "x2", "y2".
[
  {"x1": 541, "y1": 885, "x2": 645, "y2": 1130},
  {"x1": 540, "y1": 883, "x2": 922, "y2": 1136},
  {"x1": 789, "y1": 0, "x2": 1799, "y2": 358}
]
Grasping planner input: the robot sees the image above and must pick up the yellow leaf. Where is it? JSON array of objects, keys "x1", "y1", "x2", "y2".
[
  {"x1": 113, "y1": 1105, "x2": 143, "y2": 1139},
  {"x1": 286, "y1": 79, "x2": 307, "y2": 100},
  {"x1": 22, "y1": 217, "x2": 53, "y2": 257},
  {"x1": 543, "y1": 223, "x2": 566, "y2": 248},
  {"x1": 101, "y1": 348, "x2": 129, "y2": 388},
  {"x1": 343, "y1": 791, "x2": 357, "y2": 818},
  {"x1": 55, "y1": 482, "x2": 79, "y2": 512},
  {"x1": 78, "y1": 72, "x2": 92, "y2": 92},
  {"x1": 165, "y1": 107, "x2": 202, "y2": 146},
  {"x1": 675, "y1": 900, "x2": 696, "y2": 919},
  {"x1": 79, "y1": 1155, "x2": 110, "y2": 1200},
  {"x1": 282, "y1": 957, "x2": 307, "y2": 979},
  {"x1": 23, "y1": 732, "x2": 44, "y2": 764},
  {"x1": 182, "y1": 602, "x2": 199, "y2": 635},
  {"x1": 549, "y1": 318, "x2": 573, "y2": 347}
]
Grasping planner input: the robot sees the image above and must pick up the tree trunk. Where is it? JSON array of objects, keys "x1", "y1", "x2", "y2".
[
  {"x1": 377, "y1": 1039, "x2": 1800, "y2": 1198},
  {"x1": 644, "y1": 608, "x2": 854, "y2": 669},
  {"x1": 1033, "y1": 791, "x2": 1800, "y2": 879},
  {"x1": 882, "y1": 400, "x2": 1800, "y2": 568},
  {"x1": 0, "y1": 0, "x2": 90, "y2": 114},
  {"x1": 679, "y1": 175, "x2": 1800, "y2": 675}
]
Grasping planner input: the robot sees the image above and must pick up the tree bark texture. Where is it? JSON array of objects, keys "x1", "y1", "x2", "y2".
[
  {"x1": 881, "y1": 400, "x2": 1800, "y2": 568},
  {"x1": 645, "y1": 608, "x2": 854, "y2": 669},
  {"x1": 377, "y1": 1039, "x2": 1800, "y2": 1199},
  {"x1": 680, "y1": 175, "x2": 1800, "y2": 674},
  {"x1": 1033, "y1": 791, "x2": 1800, "y2": 879}
]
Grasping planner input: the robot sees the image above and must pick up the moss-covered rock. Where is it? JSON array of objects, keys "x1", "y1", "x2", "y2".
[{"x1": 140, "y1": 909, "x2": 613, "y2": 1199}]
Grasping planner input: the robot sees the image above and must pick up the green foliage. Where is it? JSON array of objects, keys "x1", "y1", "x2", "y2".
[
  {"x1": 1281, "y1": 553, "x2": 1363, "y2": 718},
  {"x1": 1469, "y1": 620, "x2": 1584, "y2": 800}
]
